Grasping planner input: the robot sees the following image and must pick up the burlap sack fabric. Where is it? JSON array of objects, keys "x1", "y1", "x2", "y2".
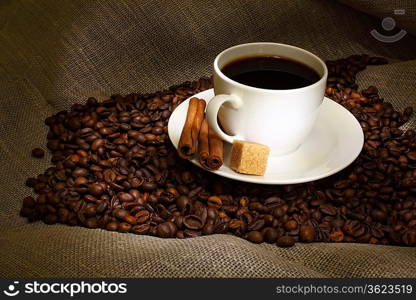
[{"x1": 0, "y1": 0, "x2": 415, "y2": 277}]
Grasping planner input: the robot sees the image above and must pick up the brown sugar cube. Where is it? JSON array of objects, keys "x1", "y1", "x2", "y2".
[{"x1": 229, "y1": 140, "x2": 270, "y2": 176}]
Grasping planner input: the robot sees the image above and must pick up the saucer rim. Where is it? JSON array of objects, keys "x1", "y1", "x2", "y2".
[{"x1": 168, "y1": 89, "x2": 364, "y2": 185}]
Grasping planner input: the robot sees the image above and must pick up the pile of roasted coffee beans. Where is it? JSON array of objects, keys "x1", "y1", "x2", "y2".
[{"x1": 21, "y1": 54, "x2": 416, "y2": 247}]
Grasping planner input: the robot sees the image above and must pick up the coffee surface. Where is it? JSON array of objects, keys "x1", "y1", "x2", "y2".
[{"x1": 221, "y1": 56, "x2": 320, "y2": 89}]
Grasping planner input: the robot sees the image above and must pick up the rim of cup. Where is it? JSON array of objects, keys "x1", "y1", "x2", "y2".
[{"x1": 213, "y1": 42, "x2": 328, "y2": 93}]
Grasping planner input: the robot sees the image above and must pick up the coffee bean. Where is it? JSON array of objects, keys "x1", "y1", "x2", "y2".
[
  {"x1": 176, "y1": 195, "x2": 191, "y2": 212},
  {"x1": 329, "y1": 230, "x2": 344, "y2": 242},
  {"x1": 229, "y1": 219, "x2": 243, "y2": 230},
  {"x1": 74, "y1": 177, "x2": 88, "y2": 186},
  {"x1": 334, "y1": 180, "x2": 350, "y2": 189},
  {"x1": 118, "y1": 222, "x2": 132, "y2": 233},
  {"x1": 183, "y1": 215, "x2": 204, "y2": 230},
  {"x1": 106, "y1": 222, "x2": 119, "y2": 231},
  {"x1": 135, "y1": 210, "x2": 150, "y2": 223},
  {"x1": 320, "y1": 204, "x2": 337, "y2": 216},
  {"x1": 299, "y1": 225, "x2": 315, "y2": 242},
  {"x1": 25, "y1": 177, "x2": 38, "y2": 187},
  {"x1": 142, "y1": 182, "x2": 157, "y2": 191},
  {"x1": 113, "y1": 208, "x2": 129, "y2": 220},
  {"x1": 206, "y1": 207, "x2": 218, "y2": 220},
  {"x1": 41, "y1": 213, "x2": 56, "y2": 224},
  {"x1": 207, "y1": 196, "x2": 222, "y2": 208},
  {"x1": 20, "y1": 207, "x2": 33, "y2": 217},
  {"x1": 263, "y1": 214, "x2": 274, "y2": 226},
  {"x1": 73, "y1": 168, "x2": 89, "y2": 177},
  {"x1": 273, "y1": 206, "x2": 287, "y2": 218},
  {"x1": 247, "y1": 218, "x2": 264, "y2": 231},
  {"x1": 118, "y1": 192, "x2": 134, "y2": 202},
  {"x1": 31, "y1": 148, "x2": 45, "y2": 158},
  {"x1": 202, "y1": 223, "x2": 215, "y2": 235},
  {"x1": 85, "y1": 217, "x2": 98, "y2": 228},
  {"x1": 174, "y1": 230, "x2": 184, "y2": 239},
  {"x1": 263, "y1": 227, "x2": 279, "y2": 243},
  {"x1": 84, "y1": 205, "x2": 96, "y2": 217},
  {"x1": 277, "y1": 236, "x2": 295, "y2": 247},
  {"x1": 402, "y1": 229, "x2": 416, "y2": 246},
  {"x1": 22, "y1": 196, "x2": 35, "y2": 208},
  {"x1": 371, "y1": 209, "x2": 387, "y2": 222},
  {"x1": 57, "y1": 208, "x2": 69, "y2": 224},
  {"x1": 89, "y1": 183, "x2": 104, "y2": 196},
  {"x1": 247, "y1": 231, "x2": 263, "y2": 244},
  {"x1": 166, "y1": 221, "x2": 178, "y2": 236},
  {"x1": 284, "y1": 220, "x2": 298, "y2": 231},
  {"x1": 343, "y1": 220, "x2": 365, "y2": 237},
  {"x1": 91, "y1": 139, "x2": 105, "y2": 151},
  {"x1": 183, "y1": 229, "x2": 202, "y2": 238},
  {"x1": 407, "y1": 152, "x2": 416, "y2": 161},
  {"x1": 157, "y1": 222, "x2": 175, "y2": 238},
  {"x1": 331, "y1": 218, "x2": 344, "y2": 228},
  {"x1": 132, "y1": 224, "x2": 150, "y2": 235},
  {"x1": 124, "y1": 215, "x2": 137, "y2": 225}
]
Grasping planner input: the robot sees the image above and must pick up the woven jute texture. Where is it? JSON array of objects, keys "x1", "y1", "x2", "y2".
[{"x1": 0, "y1": 0, "x2": 415, "y2": 277}]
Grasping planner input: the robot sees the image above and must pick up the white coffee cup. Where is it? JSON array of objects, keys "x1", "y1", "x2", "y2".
[{"x1": 206, "y1": 42, "x2": 328, "y2": 156}]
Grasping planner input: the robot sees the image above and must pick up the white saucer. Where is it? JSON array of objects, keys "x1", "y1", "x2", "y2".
[{"x1": 168, "y1": 89, "x2": 364, "y2": 184}]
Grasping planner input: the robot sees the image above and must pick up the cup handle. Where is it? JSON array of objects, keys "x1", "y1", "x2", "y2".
[{"x1": 206, "y1": 94, "x2": 243, "y2": 144}]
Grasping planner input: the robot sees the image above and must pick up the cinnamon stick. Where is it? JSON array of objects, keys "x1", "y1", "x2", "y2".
[
  {"x1": 198, "y1": 117, "x2": 210, "y2": 167},
  {"x1": 198, "y1": 117, "x2": 224, "y2": 170},
  {"x1": 178, "y1": 98, "x2": 206, "y2": 159},
  {"x1": 208, "y1": 120, "x2": 224, "y2": 170}
]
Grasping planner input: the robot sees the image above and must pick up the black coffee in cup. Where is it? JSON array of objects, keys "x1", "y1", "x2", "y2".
[{"x1": 221, "y1": 56, "x2": 320, "y2": 90}]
